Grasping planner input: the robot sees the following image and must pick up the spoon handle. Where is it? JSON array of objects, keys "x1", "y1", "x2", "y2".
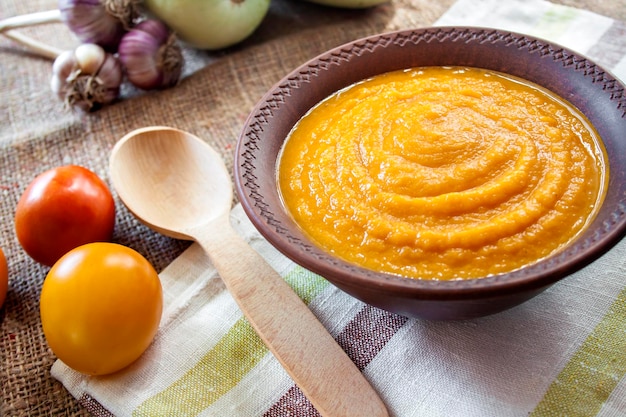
[{"x1": 195, "y1": 217, "x2": 389, "y2": 417}]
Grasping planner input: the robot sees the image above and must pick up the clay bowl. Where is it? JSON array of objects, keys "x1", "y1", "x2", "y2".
[{"x1": 234, "y1": 27, "x2": 626, "y2": 320}]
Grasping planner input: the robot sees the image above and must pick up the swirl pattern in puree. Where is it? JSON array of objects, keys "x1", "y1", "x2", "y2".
[{"x1": 277, "y1": 67, "x2": 608, "y2": 280}]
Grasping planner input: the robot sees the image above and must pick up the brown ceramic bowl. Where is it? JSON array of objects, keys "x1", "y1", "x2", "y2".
[{"x1": 234, "y1": 27, "x2": 626, "y2": 320}]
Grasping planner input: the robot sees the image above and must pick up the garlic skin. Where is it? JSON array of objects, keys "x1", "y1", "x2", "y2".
[
  {"x1": 118, "y1": 20, "x2": 183, "y2": 90},
  {"x1": 51, "y1": 43, "x2": 123, "y2": 112},
  {"x1": 58, "y1": 0, "x2": 140, "y2": 51}
]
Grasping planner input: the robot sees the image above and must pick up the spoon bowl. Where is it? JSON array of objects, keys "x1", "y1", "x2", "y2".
[
  {"x1": 109, "y1": 126, "x2": 389, "y2": 417},
  {"x1": 110, "y1": 126, "x2": 232, "y2": 240}
]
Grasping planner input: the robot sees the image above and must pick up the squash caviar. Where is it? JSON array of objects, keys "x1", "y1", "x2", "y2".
[{"x1": 277, "y1": 67, "x2": 608, "y2": 280}]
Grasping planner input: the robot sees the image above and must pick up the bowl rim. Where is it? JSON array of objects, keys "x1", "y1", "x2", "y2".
[{"x1": 234, "y1": 26, "x2": 626, "y2": 301}]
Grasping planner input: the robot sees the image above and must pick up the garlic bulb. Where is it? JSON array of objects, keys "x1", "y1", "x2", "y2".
[
  {"x1": 58, "y1": 0, "x2": 141, "y2": 51},
  {"x1": 51, "y1": 43, "x2": 123, "y2": 112},
  {"x1": 118, "y1": 20, "x2": 183, "y2": 90}
]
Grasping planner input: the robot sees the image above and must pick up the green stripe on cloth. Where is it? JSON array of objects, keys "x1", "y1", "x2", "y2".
[
  {"x1": 530, "y1": 287, "x2": 626, "y2": 417},
  {"x1": 132, "y1": 266, "x2": 329, "y2": 417},
  {"x1": 533, "y1": 5, "x2": 578, "y2": 40}
]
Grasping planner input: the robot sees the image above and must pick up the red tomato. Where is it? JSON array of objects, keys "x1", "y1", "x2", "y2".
[
  {"x1": 40, "y1": 242, "x2": 163, "y2": 375},
  {"x1": 15, "y1": 165, "x2": 115, "y2": 266},
  {"x1": 0, "y1": 247, "x2": 7, "y2": 309}
]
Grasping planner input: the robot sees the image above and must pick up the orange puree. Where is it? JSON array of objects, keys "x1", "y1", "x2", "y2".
[{"x1": 277, "y1": 67, "x2": 608, "y2": 280}]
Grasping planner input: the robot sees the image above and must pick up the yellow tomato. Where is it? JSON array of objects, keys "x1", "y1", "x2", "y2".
[
  {"x1": 40, "y1": 242, "x2": 162, "y2": 375},
  {"x1": 0, "y1": 247, "x2": 7, "y2": 308}
]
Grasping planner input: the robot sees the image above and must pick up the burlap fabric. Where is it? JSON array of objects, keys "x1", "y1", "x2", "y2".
[{"x1": 1, "y1": 0, "x2": 625, "y2": 415}]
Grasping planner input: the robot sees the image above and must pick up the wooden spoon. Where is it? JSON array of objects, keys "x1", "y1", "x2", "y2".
[{"x1": 109, "y1": 126, "x2": 389, "y2": 417}]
